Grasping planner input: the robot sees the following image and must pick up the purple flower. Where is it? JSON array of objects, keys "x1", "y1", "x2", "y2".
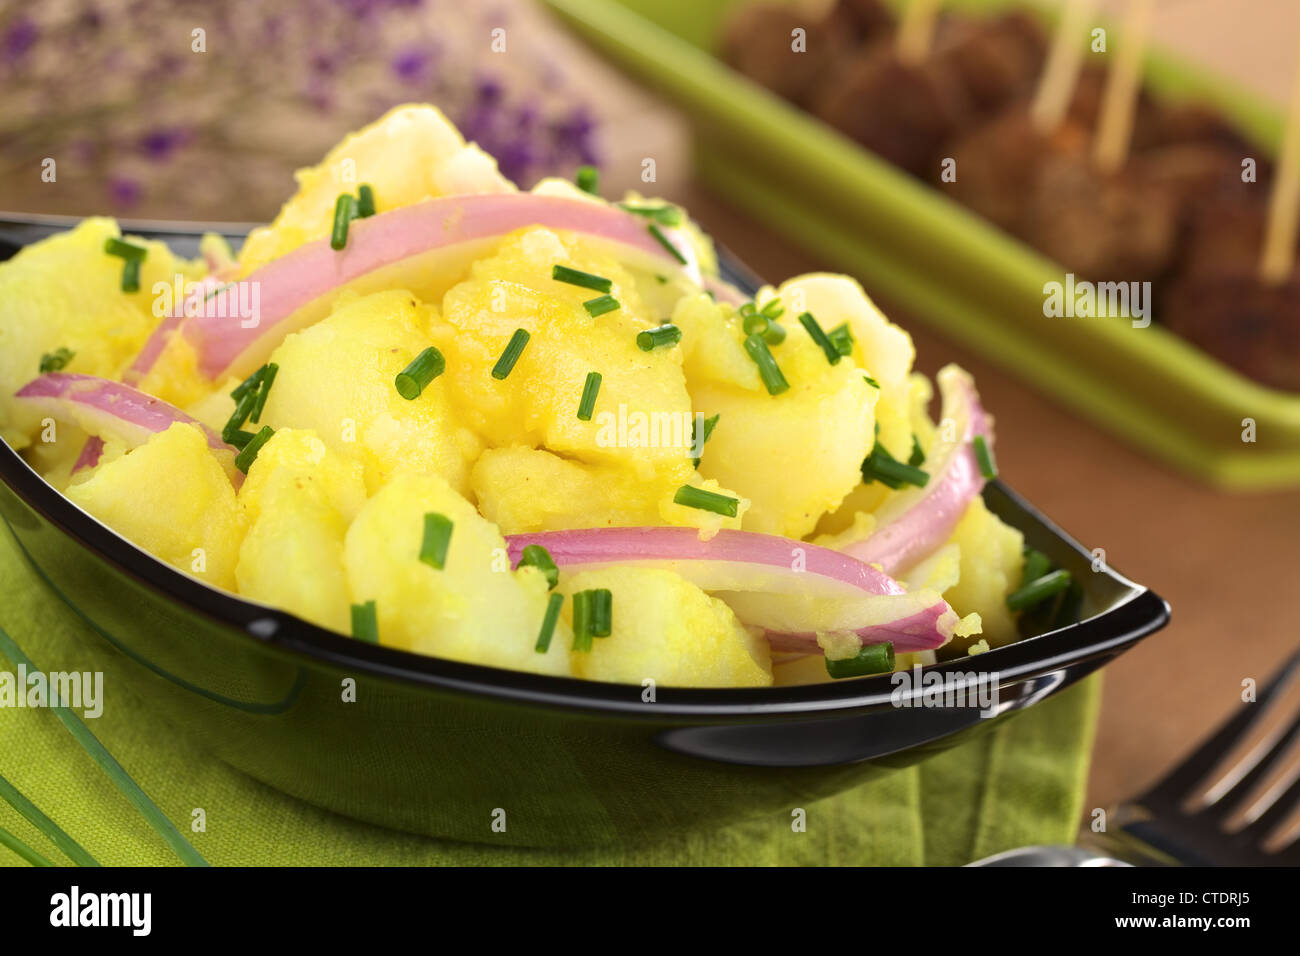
[
  {"x1": 2, "y1": 17, "x2": 38, "y2": 61},
  {"x1": 108, "y1": 175, "x2": 142, "y2": 207},
  {"x1": 391, "y1": 47, "x2": 430, "y2": 85},
  {"x1": 139, "y1": 127, "x2": 188, "y2": 162}
]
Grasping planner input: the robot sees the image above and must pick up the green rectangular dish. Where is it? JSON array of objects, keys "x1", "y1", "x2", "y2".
[{"x1": 544, "y1": 0, "x2": 1300, "y2": 489}]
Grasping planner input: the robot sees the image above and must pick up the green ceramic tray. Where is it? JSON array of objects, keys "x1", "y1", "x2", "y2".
[{"x1": 545, "y1": 0, "x2": 1300, "y2": 489}]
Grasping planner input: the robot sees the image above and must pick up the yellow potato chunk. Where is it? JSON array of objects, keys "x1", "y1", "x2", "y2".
[
  {"x1": 440, "y1": 227, "x2": 694, "y2": 477},
  {"x1": 566, "y1": 567, "x2": 772, "y2": 687},
  {"x1": 692, "y1": 320, "x2": 877, "y2": 539},
  {"x1": 472, "y1": 446, "x2": 660, "y2": 532},
  {"x1": 0, "y1": 218, "x2": 197, "y2": 445},
  {"x1": 238, "y1": 104, "x2": 515, "y2": 274},
  {"x1": 259, "y1": 289, "x2": 481, "y2": 495},
  {"x1": 344, "y1": 472, "x2": 571, "y2": 676},
  {"x1": 66, "y1": 423, "x2": 244, "y2": 590},
  {"x1": 471, "y1": 445, "x2": 746, "y2": 537},
  {"x1": 943, "y1": 497, "x2": 1025, "y2": 650},
  {"x1": 235, "y1": 429, "x2": 367, "y2": 633},
  {"x1": 775, "y1": 274, "x2": 916, "y2": 460}
]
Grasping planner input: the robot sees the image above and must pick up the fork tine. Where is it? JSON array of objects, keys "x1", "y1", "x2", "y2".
[
  {"x1": 1197, "y1": 710, "x2": 1300, "y2": 821},
  {"x1": 1142, "y1": 650, "x2": 1300, "y2": 808},
  {"x1": 1238, "y1": 766, "x2": 1300, "y2": 848}
]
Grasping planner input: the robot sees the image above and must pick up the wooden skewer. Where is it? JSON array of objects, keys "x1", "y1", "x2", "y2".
[
  {"x1": 1031, "y1": 0, "x2": 1096, "y2": 134},
  {"x1": 1093, "y1": 0, "x2": 1155, "y2": 173},
  {"x1": 896, "y1": 0, "x2": 942, "y2": 65},
  {"x1": 1259, "y1": 31, "x2": 1300, "y2": 285}
]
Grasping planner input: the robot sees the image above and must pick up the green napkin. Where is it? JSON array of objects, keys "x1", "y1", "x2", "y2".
[{"x1": 0, "y1": 526, "x2": 1099, "y2": 866}]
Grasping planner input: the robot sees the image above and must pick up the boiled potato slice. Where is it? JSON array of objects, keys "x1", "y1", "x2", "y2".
[
  {"x1": 692, "y1": 320, "x2": 877, "y2": 539},
  {"x1": 235, "y1": 429, "x2": 367, "y2": 633},
  {"x1": 774, "y1": 274, "x2": 915, "y2": 461},
  {"x1": 471, "y1": 446, "x2": 661, "y2": 532},
  {"x1": 942, "y1": 497, "x2": 1025, "y2": 650},
  {"x1": 471, "y1": 445, "x2": 746, "y2": 537},
  {"x1": 345, "y1": 472, "x2": 571, "y2": 676},
  {"x1": 440, "y1": 227, "x2": 694, "y2": 478},
  {"x1": 66, "y1": 423, "x2": 244, "y2": 590},
  {"x1": 0, "y1": 218, "x2": 197, "y2": 445},
  {"x1": 238, "y1": 104, "x2": 515, "y2": 274},
  {"x1": 565, "y1": 567, "x2": 772, "y2": 687},
  {"x1": 259, "y1": 289, "x2": 481, "y2": 495}
]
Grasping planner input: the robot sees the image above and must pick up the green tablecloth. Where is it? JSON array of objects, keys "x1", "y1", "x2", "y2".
[{"x1": 0, "y1": 526, "x2": 1100, "y2": 866}]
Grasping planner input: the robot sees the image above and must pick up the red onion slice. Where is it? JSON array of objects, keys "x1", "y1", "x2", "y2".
[
  {"x1": 71, "y1": 435, "x2": 105, "y2": 475},
  {"x1": 14, "y1": 373, "x2": 241, "y2": 486},
  {"x1": 505, "y1": 526, "x2": 955, "y2": 653},
  {"x1": 182, "y1": 193, "x2": 703, "y2": 382},
  {"x1": 124, "y1": 274, "x2": 227, "y2": 386},
  {"x1": 841, "y1": 365, "x2": 992, "y2": 576}
]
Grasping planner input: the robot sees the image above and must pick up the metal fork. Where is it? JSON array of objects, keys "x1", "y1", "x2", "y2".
[{"x1": 1087, "y1": 650, "x2": 1300, "y2": 866}]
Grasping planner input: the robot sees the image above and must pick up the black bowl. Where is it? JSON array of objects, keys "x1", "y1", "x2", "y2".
[{"x1": 0, "y1": 240, "x2": 1169, "y2": 846}]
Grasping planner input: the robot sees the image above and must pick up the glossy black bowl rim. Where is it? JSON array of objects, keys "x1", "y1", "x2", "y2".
[{"x1": 0, "y1": 438, "x2": 1169, "y2": 719}]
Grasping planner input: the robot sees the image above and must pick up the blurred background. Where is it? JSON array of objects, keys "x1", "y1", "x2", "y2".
[{"x1": 2, "y1": 0, "x2": 1298, "y2": 831}]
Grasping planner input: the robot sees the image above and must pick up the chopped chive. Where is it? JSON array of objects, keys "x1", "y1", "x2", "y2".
[
  {"x1": 861, "y1": 443, "x2": 929, "y2": 488},
  {"x1": 908, "y1": 434, "x2": 926, "y2": 468},
  {"x1": 103, "y1": 237, "x2": 147, "y2": 261},
  {"x1": 356, "y1": 183, "x2": 376, "y2": 218},
  {"x1": 230, "y1": 365, "x2": 263, "y2": 401},
  {"x1": 825, "y1": 641, "x2": 895, "y2": 679},
  {"x1": 575, "y1": 165, "x2": 599, "y2": 195},
  {"x1": 636, "y1": 323, "x2": 681, "y2": 351},
  {"x1": 552, "y1": 264, "x2": 612, "y2": 293},
  {"x1": 589, "y1": 588, "x2": 612, "y2": 637},
  {"x1": 973, "y1": 435, "x2": 998, "y2": 480},
  {"x1": 120, "y1": 258, "x2": 141, "y2": 293},
  {"x1": 233, "y1": 425, "x2": 274, "y2": 473},
  {"x1": 618, "y1": 202, "x2": 684, "y2": 226},
  {"x1": 798, "y1": 311, "x2": 841, "y2": 365},
  {"x1": 1020, "y1": 549, "x2": 1052, "y2": 588},
  {"x1": 394, "y1": 347, "x2": 445, "y2": 400},
  {"x1": 419, "y1": 512, "x2": 454, "y2": 570},
  {"x1": 572, "y1": 588, "x2": 612, "y2": 651},
  {"x1": 330, "y1": 193, "x2": 356, "y2": 250},
  {"x1": 221, "y1": 388, "x2": 258, "y2": 444},
  {"x1": 673, "y1": 484, "x2": 739, "y2": 517},
  {"x1": 691, "y1": 412, "x2": 719, "y2": 468},
  {"x1": 760, "y1": 298, "x2": 784, "y2": 320},
  {"x1": 1006, "y1": 569, "x2": 1072, "y2": 612},
  {"x1": 577, "y1": 371, "x2": 602, "y2": 421},
  {"x1": 519, "y1": 544, "x2": 560, "y2": 590},
  {"x1": 582, "y1": 294, "x2": 620, "y2": 317},
  {"x1": 647, "y1": 223, "x2": 687, "y2": 264},
  {"x1": 249, "y1": 362, "x2": 278, "y2": 424},
  {"x1": 38, "y1": 347, "x2": 75, "y2": 374},
  {"x1": 763, "y1": 321, "x2": 787, "y2": 345},
  {"x1": 743, "y1": 333, "x2": 789, "y2": 395},
  {"x1": 350, "y1": 601, "x2": 379, "y2": 642},
  {"x1": 571, "y1": 591, "x2": 594, "y2": 653},
  {"x1": 491, "y1": 329, "x2": 530, "y2": 380},
  {"x1": 862, "y1": 373, "x2": 881, "y2": 389},
  {"x1": 535, "y1": 592, "x2": 565, "y2": 653},
  {"x1": 741, "y1": 311, "x2": 770, "y2": 336},
  {"x1": 224, "y1": 428, "x2": 257, "y2": 449},
  {"x1": 828, "y1": 322, "x2": 855, "y2": 357}
]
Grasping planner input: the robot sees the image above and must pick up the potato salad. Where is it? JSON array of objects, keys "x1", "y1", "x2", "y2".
[{"x1": 0, "y1": 105, "x2": 1069, "y2": 688}]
